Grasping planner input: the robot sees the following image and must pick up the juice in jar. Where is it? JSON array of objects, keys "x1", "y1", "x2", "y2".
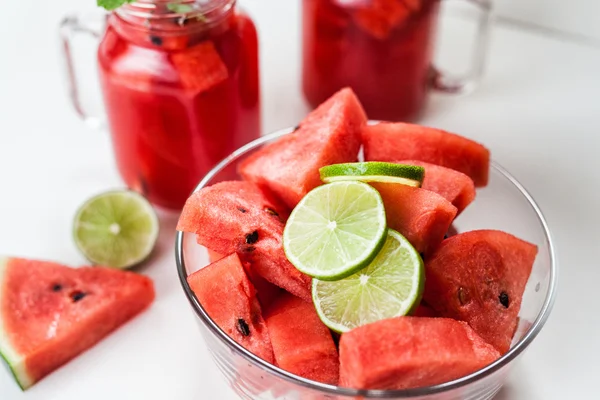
[
  {"x1": 302, "y1": 0, "x2": 439, "y2": 122},
  {"x1": 97, "y1": 0, "x2": 260, "y2": 210}
]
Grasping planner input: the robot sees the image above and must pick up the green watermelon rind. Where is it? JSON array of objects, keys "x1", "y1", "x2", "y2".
[{"x1": 0, "y1": 257, "x2": 34, "y2": 390}]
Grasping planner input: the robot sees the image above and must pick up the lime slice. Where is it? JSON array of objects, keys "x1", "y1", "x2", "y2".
[
  {"x1": 73, "y1": 190, "x2": 159, "y2": 269},
  {"x1": 283, "y1": 181, "x2": 387, "y2": 281},
  {"x1": 312, "y1": 229, "x2": 424, "y2": 332},
  {"x1": 319, "y1": 162, "x2": 425, "y2": 187}
]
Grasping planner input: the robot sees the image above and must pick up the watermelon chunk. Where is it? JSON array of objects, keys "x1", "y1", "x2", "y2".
[
  {"x1": 0, "y1": 257, "x2": 154, "y2": 389},
  {"x1": 207, "y1": 251, "x2": 282, "y2": 309},
  {"x1": 369, "y1": 182, "x2": 457, "y2": 254},
  {"x1": 412, "y1": 302, "x2": 438, "y2": 318},
  {"x1": 177, "y1": 181, "x2": 312, "y2": 301},
  {"x1": 363, "y1": 122, "x2": 491, "y2": 187},
  {"x1": 351, "y1": 0, "x2": 412, "y2": 40},
  {"x1": 187, "y1": 253, "x2": 274, "y2": 363},
  {"x1": 423, "y1": 230, "x2": 537, "y2": 354},
  {"x1": 339, "y1": 317, "x2": 500, "y2": 390},
  {"x1": 264, "y1": 293, "x2": 339, "y2": 384},
  {"x1": 170, "y1": 40, "x2": 229, "y2": 94},
  {"x1": 400, "y1": 160, "x2": 476, "y2": 215},
  {"x1": 239, "y1": 87, "x2": 366, "y2": 209}
]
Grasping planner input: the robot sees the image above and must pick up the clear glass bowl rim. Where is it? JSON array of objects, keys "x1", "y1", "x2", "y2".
[{"x1": 175, "y1": 125, "x2": 558, "y2": 398}]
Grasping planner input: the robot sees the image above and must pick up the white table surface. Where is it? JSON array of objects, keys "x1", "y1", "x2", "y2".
[{"x1": 1, "y1": 1, "x2": 599, "y2": 399}]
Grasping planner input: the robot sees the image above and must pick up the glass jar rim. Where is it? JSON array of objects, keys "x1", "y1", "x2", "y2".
[
  {"x1": 115, "y1": 0, "x2": 236, "y2": 32},
  {"x1": 175, "y1": 125, "x2": 559, "y2": 398}
]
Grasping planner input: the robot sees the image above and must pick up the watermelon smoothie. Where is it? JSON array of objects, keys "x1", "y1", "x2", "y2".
[
  {"x1": 97, "y1": 0, "x2": 260, "y2": 210},
  {"x1": 302, "y1": 0, "x2": 440, "y2": 121}
]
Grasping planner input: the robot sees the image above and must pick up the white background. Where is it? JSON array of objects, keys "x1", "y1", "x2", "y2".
[{"x1": 1, "y1": 0, "x2": 599, "y2": 399}]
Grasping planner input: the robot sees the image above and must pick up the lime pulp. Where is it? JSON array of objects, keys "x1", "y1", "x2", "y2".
[
  {"x1": 312, "y1": 229, "x2": 424, "y2": 333},
  {"x1": 73, "y1": 190, "x2": 159, "y2": 269},
  {"x1": 283, "y1": 181, "x2": 387, "y2": 281}
]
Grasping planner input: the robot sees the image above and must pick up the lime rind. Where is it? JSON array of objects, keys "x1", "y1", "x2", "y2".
[
  {"x1": 283, "y1": 181, "x2": 387, "y2": 281},
  {"x1": 319, "y1": 162, "x2": 425, "y2": 187},
  {"x1": 312, "y1": 229, "x2": 425, "y2": 333},
  {"x1": 73, "y1": 190, "x2": 159, "y2": 269}
]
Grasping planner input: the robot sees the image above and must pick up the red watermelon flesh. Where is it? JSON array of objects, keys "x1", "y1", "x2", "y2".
[
  {"x1": 351, "y1": 0, "x2": 412, "y2": 40},
  {"x1": 187, "y1": 253, "x2": 274, "y2": 363},
  {"x1": 206, "y1": 250, "x2": 281, "y2": 309},
  {"x1": 239, "y1": 87, "x2": 366, "y2": 209},
  {"x1": 170, "y1": 40, "x2": 229, "y2": 95},
  {"x1": 423, "y1": 230, "x2": 537, "y2": 354},
  {"x1": 0, "y1": 257, "x2": 154, "y2": 389},
  {"x1": 363, "y1": 122, "x2": 491, "y2": 186},
  {"x1": 400, "y1": 159, "x2": 476, "y2": 215},
  {"x1": 412, "y1": 302, "x2": 438, "y2": 318},
  {"x1": 177, "y1": 181, "x2": 312, "y2": 301},
  {"x1": 264, "y1": 293, "x2": 339, "y2": 384},
  {"x1": 369, "y1": 182, "x2": 457, "y2": 254},
  {"x1": 339, "y1": 317, "x2": 500, "y2": 390},
  {"x1": 207, "y1": 249, "x2": 226, "y2": 263}
]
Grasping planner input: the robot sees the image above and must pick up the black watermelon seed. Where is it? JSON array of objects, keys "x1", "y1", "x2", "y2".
[
  {"x1": 52, "y1": 284, "x2": 63, "y2": 292},
  {"x1": 458, "y1": 287, "x2": 469, "y2": 305},
  {"x1": 499, "y1": 292, "x2": 509, "y2": 308},
  {"x1": 70, "y1": 291, "x2": 87, "y2": 302},
  {"x1": 149, "y1": 35, "x2": 163, "y2": 46},
  {"x1": 237, "y1": 207, "x2": 247, "y2": 213},
  {"x1": 245, "y1": 231, "x2": 259, "y2": 244},
  {"x1": 444, "y1": 234, "x2": 449, "y2": 239},
  {"x1": 264, "y1": 207, "x2": 279, "y2": 217},
  {"x1": 236, "y1": 318, "x2": 250, "y2": 336}
]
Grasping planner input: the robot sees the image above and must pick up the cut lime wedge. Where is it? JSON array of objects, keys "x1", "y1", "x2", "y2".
[
  {"x1": 319, "y1": 162, "x2": 425, "y2": 187},
  {"x1": 283, "y1": 181, "x2": 387, "y2": 281},
  {"x1": 73, "y1": 190, "x2": 159, "y2": 269},
  {"x1": 312, "y1": 229, "x2": 424, "y2": 333}
]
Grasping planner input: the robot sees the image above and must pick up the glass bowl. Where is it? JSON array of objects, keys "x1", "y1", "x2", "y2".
[{"x1": 175, "y1": 126, "x2": 558, "y2": 400}]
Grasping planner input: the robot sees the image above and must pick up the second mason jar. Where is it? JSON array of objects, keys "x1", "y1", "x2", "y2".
[
  {"x1": 64, "y1": 0, "x2": 261, "y2": 210},
  {"x1": 301, "y1": 0, "x2": 491, "y2": 122}
]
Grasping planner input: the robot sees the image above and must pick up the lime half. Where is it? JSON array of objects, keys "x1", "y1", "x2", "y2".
[
  {"x1": 283, "y1": 181, "x2": 387, "y2": 281},
  {"x1": 319, "y1": 162, "x2": 425, "y2": 187},
  {"x1": 73, "y1": 190, "x2": 159, "y2": 269},
  {"x1": 312, "y1": 229, "x2": 424, "y2": 332}
]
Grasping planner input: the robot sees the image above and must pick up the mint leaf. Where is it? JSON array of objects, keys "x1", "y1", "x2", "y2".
[
  {"x1": 97, "y1": 0, "x2": 135, "y2": 11},
  {"x1": 167, "y1": 3, "x2": 195, "y2": 13}
]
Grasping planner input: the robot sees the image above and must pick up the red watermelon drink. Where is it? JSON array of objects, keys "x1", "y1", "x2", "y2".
[
  {"x1": 97, "y1": 0, "x2": 260, "y2": 210},
  {"x1": 302, "y1": 0, "x2": 440, "y2": 121}
]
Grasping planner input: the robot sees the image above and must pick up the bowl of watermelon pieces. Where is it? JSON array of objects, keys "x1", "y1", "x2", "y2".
[{"x1": 175, "y1": 88, "x2": 557, "y2": 400}]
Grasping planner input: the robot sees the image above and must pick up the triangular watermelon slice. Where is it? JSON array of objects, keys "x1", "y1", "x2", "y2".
[
  {"x1": 339, "y1": 316, "x2": 500, "y2": 390},
  {"x1": 362, "y1": 122, "x2": 491, "y2": 187},
  {"x1": 0, "y1": 257, "x2": 154, "y2": 389},
  {"x1": 187, "y1": 253, "x2": 274, "y2": 363},
  {"x1": 239, "y1": 87, "x2": 366, "y2": 209},
  {"x1": 177, "y1": 181, "x2": 312, "y2": 301},
  {"x1": 369, "y1": 182, "x2": 457, "y2": 254},
  {"x1": 399, "y1": 159, "x2": 476, "y2": 215},
  {"x1": 423, "y1": 230, "x2": 538, "y2": 354},
  {"x1": 206, "y1": 251, "x2": 282, "y2": 310},
  {"x1": 264, "y1": 293, "x2": 339, "y2": 384}
]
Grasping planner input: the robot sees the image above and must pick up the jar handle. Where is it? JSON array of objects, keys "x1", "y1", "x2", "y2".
[
  {"x1": 59, "y1": 12, "x2": 107, "y2": 129},
  {"x1": 433, "y1": 0, "x2": 493, "y2": 94}
]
